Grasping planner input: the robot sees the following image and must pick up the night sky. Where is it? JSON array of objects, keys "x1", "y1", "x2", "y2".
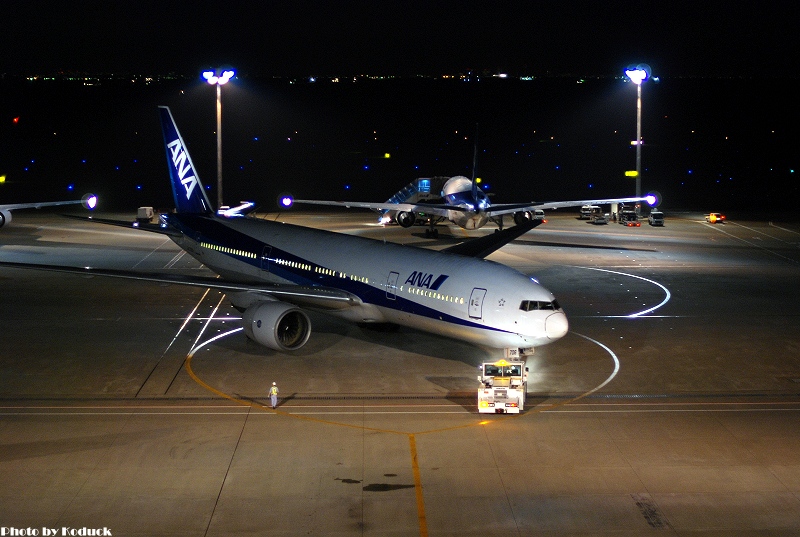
[
  {"x1": 2, "y1": 1, "x2": 799, "y2": 215},
  {"x1": 3, "y1": 1, "x2": 799, "y2": 77}
]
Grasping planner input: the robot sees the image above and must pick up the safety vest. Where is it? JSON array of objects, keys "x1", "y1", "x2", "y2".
[{"x1": 269, "y1": 386, "x2": 278, "y2": 396}]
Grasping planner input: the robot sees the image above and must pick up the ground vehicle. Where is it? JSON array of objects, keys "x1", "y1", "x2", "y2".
[
  {"x1": 579, "y1": 205, "x2": 600, "y2": 220},
  {"x1": 648, "y1": 211, "x2": 664, "y2": 226},
  {"x1": 619, "y1": 210, "x2": 641, "y2": 227},
  {"x1": 533, "y1": 209, "x2": 545, "y2": 220},
  {"x1": 705, "y1": 213, "x2": 726, "y2": 224},
  {"x1": 591, "y1": 212, "x2": 609, "y2": 224},
  {"x1": 478, "y1": 359, "x2": 527, "y2": 414},
  {"x1": 136, "y1": 206, "x2": 155, "y2": 223}
]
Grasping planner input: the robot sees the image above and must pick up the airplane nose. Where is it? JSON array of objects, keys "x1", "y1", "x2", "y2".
[{"x1": 545, "y1": 312, "x2": 569, "y2": 340}]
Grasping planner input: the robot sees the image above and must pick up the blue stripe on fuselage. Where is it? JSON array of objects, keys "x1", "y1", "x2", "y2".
[{"x1": 167, "y1": 214, "x2": 511, "y2": 335}]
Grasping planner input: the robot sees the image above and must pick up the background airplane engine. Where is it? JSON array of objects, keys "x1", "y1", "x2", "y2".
[
  {"x1": 242, "y1": 301, "x2": 312, "y2": 351},
  {"x1": 396, "y1": 211, "x2": 415, "y2": 228},
  {"x1": 0, "y1": 210, "x2": 12, "y2": 228},
  {"x1": 513, "y1": 211, "x2": 532, "y2": 225}
]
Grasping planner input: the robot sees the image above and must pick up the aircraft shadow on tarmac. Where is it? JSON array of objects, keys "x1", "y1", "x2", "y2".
[
  {"x1": 212, "y1": 308, "x2": 493, "y2": 366},
  {"x1": 403, "y1": 227, "x2": 656, "y2": 252}
]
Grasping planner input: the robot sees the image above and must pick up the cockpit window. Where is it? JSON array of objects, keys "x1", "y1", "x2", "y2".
[{"x1": 519, "y1": 300, "x2": 560, "y2": 311}]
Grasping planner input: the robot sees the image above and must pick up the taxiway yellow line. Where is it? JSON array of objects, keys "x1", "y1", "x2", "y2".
[{"x1": 184, "y1": 300, "x2": 622, "y2": 537}]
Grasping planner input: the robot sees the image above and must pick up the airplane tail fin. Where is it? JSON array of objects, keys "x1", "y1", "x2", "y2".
[{"x1": 158, "y1": 106, "x2": 214, "y2": 214}]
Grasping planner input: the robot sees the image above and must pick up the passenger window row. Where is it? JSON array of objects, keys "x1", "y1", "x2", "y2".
[{"x1": 401, "y1": 285, "x2": 465, "y2": 305}]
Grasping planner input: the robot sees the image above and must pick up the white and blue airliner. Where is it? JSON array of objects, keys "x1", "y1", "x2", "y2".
[
  {"x1": 0, "y1": 108, "x2": 651, "y2": 354},
  {"x1": 289, "y1": 172, "x2": 656, "y2": 236}
]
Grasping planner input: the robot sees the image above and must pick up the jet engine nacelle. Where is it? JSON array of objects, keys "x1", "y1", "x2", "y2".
[
  {"x1": 242, "y1": 301, "x2": 312, "y2": 351},
  {"x1": 0, "y1": 210, "x2": 12, "y2": 228},
  {"x1": 396, "y1": 211, "x2": 415, "y2": 228}
]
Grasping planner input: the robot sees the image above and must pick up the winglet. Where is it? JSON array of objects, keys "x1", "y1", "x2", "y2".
[{"x1": 158, "y1": 106, "x2": 214, "y2": 214}]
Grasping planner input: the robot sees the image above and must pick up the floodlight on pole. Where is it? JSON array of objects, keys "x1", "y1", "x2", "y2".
[
  {"x1": 625, "y1": 64, "x2": 650, "y2": 212},
  {"x1": 203, "y1": 68, "x2": 235, "y2": 209}
]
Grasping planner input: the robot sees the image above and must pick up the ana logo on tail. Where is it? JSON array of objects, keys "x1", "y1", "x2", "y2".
[{"x1": 167, "y1": 139, "x2": 198, "y2": 200}]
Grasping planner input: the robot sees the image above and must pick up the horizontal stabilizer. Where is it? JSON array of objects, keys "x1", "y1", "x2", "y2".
[
  {"x1": 61, "y1": 214, "x2": 183, "y2": 237},
  {"x1": 443, "y1": 219, "x2": 543, "y2": 258}
]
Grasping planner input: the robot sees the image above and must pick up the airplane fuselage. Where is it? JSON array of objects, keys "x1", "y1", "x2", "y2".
[
  {"x1": 167, "y1": 213, "x2": 568, "y2": 349},
  {"x1": 441, "y1": 175, "x2": 491, "y2": 230}
]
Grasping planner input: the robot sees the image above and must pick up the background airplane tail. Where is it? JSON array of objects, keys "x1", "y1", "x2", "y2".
[{"x1": 158, "y1": 106, "x2": 214, "y2": 214}]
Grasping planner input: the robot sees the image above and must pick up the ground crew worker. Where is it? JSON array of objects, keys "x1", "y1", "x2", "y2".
[{"x1": 269, "y1": 382, "x2": 279, "y2": 409}]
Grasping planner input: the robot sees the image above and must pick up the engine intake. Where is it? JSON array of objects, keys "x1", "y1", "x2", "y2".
[
  {"x1": 396, "y1": 211, "x2": 415, "y2": 228},
  {"x1": 0, "y1": 210, "x2": 12, "y2": 228},
  {"x1": 242, "y1": 301, "x2": 312, "y2": 351}
]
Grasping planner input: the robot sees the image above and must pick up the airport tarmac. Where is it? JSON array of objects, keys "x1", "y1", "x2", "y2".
[{"x1": 1, "y1": 209, "x2": 799, "y2": 536}]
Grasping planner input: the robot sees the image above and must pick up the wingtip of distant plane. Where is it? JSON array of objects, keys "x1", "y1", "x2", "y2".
[{"x1": 81, "y1": 193, "x2": 98, "y2": 210}]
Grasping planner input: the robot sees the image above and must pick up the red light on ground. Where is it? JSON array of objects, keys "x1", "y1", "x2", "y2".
[{"x1": 13, "y1": 117, "x2": 19, "y2": 124}]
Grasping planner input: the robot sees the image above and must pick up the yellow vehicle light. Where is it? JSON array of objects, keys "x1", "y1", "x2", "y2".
[{"x1": 479, "y1": 401, "x2": 490, "y2": 408}]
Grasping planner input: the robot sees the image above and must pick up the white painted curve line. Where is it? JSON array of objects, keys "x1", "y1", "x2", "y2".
[
  {"x1": 575, "y1": 266, "x2": 671, "y2": 317},
  {"x1": 573, "y1": 332, "x2": 620, "y2": 395},
  {"x1": 190, "y1": 327, "x2": 244, "y2": 357}
]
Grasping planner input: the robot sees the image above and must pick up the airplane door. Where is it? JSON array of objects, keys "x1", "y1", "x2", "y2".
[
  {"x1": 386, "y1": 271, "x2": 399, "y2": 300},
  {"x1": 260, "y1": 246, "x2": 272, "y2": 271},
  {"x1": 469, "y1": 288, "x2": 487, "y2": 319}
]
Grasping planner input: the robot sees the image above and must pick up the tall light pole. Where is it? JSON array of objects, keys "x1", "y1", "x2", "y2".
[
  {"x1": 202, "y1": 68, "x2": 235, "y2": 209},
  {"x1": 625, "y1": 64, "x2": 649, "y2": 212}
]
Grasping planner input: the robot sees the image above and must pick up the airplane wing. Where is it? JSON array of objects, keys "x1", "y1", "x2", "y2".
[
  {"x1": 484, "y1": 196, "x2": 655, "y2": 217},
  {"x1": 1, "y1": 195, "x2": 98, "y2": 229},
  {"x1": 2, "y1": 200, "x2": 83, "y2": 211},
  {"x1": 0, "y1": 260, "x2": 361, "y2": 311},
  {"x1": 292, "y1": 195, "x2": 654, "y2": 219},
  {"x1": 1, "y1": 194, "x2": 97, "y2": 212},
  {"x1": 290, "y1": 199, "x2": 459, "y2": 218}
]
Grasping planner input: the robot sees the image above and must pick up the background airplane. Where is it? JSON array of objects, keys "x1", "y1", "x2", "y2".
[
  {"x1": 0, "y1": 107, "x2": 570, "y2": 356},
  {"x1": 0, "y1": 194, "x2": 97, "y2": 229},
  {"x1": 285, "y1": 175, "x2": 656, "y2": 238}
]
